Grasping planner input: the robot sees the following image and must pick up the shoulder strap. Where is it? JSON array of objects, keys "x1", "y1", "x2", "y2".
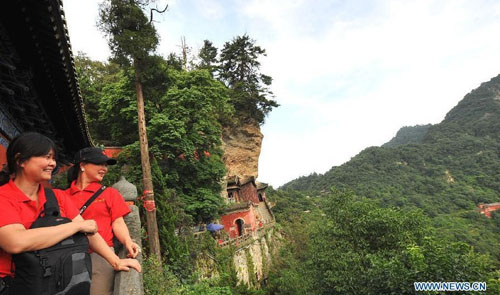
[
  {"x1": 79, "y1": 185, "x2": 107, "y2": 215},
  {"x1": 43, "y1": 188, "x2": 60, "y2": 217}
]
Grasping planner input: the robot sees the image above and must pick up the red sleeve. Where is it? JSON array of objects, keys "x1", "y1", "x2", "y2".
[
  {"x1": 0, "y1": 197, "x2": 22, "y2": 228},
  {"x1": 107, "y1": 188, "x2": 131, "y2": 222},
  {"x1": 53, "y1": 189, "x2": 80, "y2": 220}
]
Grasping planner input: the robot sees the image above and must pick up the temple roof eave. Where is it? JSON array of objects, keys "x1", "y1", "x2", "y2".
[{"x1": 0, "y1": 0, "x2": 92, "y2": 164}]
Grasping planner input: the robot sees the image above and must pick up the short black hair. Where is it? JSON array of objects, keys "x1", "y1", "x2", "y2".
[{"x1": 0, "y1": 132, "x2": 57, "y2": 185}]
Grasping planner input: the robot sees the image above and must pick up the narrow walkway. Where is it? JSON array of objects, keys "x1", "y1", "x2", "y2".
[{"x1": 256, "y1": 202, "x2": 273, "y2": 223}]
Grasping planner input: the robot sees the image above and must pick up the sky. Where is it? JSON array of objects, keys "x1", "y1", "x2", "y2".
[{"x1": 63, "y1": 0, "x2": 500, "y2": 187}]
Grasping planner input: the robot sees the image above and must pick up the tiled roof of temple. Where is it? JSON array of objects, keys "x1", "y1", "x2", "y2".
[{"x1": 0, "y1": 0, "x2": 91, "y2": 164}]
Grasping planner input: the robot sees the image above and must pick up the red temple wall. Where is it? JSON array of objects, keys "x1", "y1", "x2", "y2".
[{"x1": 220, "y1": 206, "x2": 257, "y2": 239}]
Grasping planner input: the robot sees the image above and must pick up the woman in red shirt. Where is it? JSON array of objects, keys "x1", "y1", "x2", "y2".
[
  {"x1": 66, "y1": 147, "x2": 140, "y2": 295},
  {"x1": 0, "y1": 132, "x2": 140, "y2": 295}
]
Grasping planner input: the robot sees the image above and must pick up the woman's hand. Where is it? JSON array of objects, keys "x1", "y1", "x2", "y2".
[
  {"x1": 125, "y1": 241, "x2": 140, "y2": 258},
  {"x1": 113, "y1": 258, "x2": 142, "y2": 272},
  {"x1": 77, "y1": 219, "x2": 98, "y2": 235}
]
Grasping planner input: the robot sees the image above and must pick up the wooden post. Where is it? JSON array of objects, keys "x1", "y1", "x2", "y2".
[{"x1": 134, "y1": 59, "x2": 162, "y2": 260}]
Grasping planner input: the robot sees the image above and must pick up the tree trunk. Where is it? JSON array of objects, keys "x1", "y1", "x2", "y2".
[
  {"x1": 134, "y1": 59, "x2": 162, "y2": 260},
  {"x1": 181, "y1": 36, "x2": 188, "y2": 71}
]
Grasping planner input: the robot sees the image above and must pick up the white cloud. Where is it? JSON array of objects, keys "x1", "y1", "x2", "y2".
[
  {"x1": 63, "y1": 0, "x2": 110, "y2": 61},
  {"x1": 196, "y1": 0, "x2": 225, "y2": 20}
]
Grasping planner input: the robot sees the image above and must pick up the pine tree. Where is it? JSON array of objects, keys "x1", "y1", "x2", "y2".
[
  {"x1": 219, "y1": 34, "x2": 278, "y2": 124},
  {"x1": 98, "y1": 0, "x2": 162, "y2": 259},
  {"x1": 198, "y1": 40, "x2": 218, "y2": 77}
]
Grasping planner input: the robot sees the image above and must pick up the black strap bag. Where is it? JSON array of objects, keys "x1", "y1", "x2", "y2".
[{"x1": 10, "y1": 188, "x2": 92, "y2": 295}]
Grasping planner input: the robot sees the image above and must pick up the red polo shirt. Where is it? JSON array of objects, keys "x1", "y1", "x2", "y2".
[
  {"x1": 0, "y1": 179, "x2": 79, "y2": 277},
  {"x1": 66, "y1": 181, "x2": 130, "y2": 247}
]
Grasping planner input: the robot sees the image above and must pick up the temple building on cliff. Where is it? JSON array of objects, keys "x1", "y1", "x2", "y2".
[
  {"x1": 220, "y1": 176, "x2": 274, "y2": 239},
  {"x1": 0, "y1": 0, "x2": 90, "y2": 167}
]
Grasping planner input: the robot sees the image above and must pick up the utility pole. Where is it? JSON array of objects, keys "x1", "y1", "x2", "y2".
[{"x1": 134, "y1": 58, "x2": 161, "y2": 260}]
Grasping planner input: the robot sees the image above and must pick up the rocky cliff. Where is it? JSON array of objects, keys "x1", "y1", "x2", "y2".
[
  {"x1": 221, "y1": 123, "x2": 263, "y2": 178},
  {"x1": 195, "y1": 227, "x2": 280, "y2": 288}
]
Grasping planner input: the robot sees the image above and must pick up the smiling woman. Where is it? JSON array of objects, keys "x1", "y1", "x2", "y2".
[
  {"x1": 0, "y1": 132, "x2": 95, "y2": 294},
  {"x1": 65, "y1": 147, "x2": 140, "y2": 295},
  {"x1": 22, "y1": 151, "x2": 56, "y2": 184}
]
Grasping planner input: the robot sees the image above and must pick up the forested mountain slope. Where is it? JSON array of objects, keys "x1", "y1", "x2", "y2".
[
  {"x1": 280, "y1": 74, "x2": 500, "y2": 261},
  {"x1": 283, "y1": 74, "x2": 500, "y2": 210}
]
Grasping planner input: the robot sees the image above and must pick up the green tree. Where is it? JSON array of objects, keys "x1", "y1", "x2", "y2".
[
  {"x1": 98, "y1": 0, "x2": 162, "y2": 258},
  {"x1": 198, "y1": 40, "x2": 218, "y2": 77},
  {"x1": 96, "y1": 69, "x2": 139, "y2": 145},
  {"x1": 166, "y1": 52, "x2": 184, "y2": 71},
  {"x1": 143, "y1": 256, "x2": 183, "y2": 295},
  {"x1": 74, "y1": 53, "x2": 124, "y2": 143},
  {"x1": 76, "y1": 52, "x2": 233, "y2": 228},
  {"x1": 219, "y1": 34, "x2": 278, "y2": 124},
  {"x1": 98, "y1": 0, "x2": 158, "y2": 66},
  {"x1": 266, "y1": 189, "x2": 492, "y2": 295},
  {"x1": 147, "y1": 69, "x2": 233, "y2": 222}
]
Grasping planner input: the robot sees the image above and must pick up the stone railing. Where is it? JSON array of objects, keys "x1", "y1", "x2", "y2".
[{"x1": 112, "y1": 177, "x2": 144, "y2": 295}]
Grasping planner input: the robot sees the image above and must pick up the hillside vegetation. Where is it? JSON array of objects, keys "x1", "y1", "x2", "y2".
[
  {"x1": 382, "y1": 124, "x2": 431, "y2": 148},
  {"x1": 278, "y1": 74, "x2": 500, "y2": 264},
  {"x1": 257, "y1": 75, "x2": 500, "y2": 294}
]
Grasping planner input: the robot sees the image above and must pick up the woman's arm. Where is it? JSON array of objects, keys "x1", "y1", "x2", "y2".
[
  {"x1": 112, "y1": 217, "x2": 140, "y2": 258},
  {"x1": 73, "y1": 215, "x2": 141, "y2": 272},
  {"x1": 0, "y1": 219, "x2": 97, "y2": 254}
]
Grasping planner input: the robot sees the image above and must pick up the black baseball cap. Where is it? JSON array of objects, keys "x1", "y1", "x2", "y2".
[{"x1": 74, "y1": 147, "x2": 117, "y2": 165}]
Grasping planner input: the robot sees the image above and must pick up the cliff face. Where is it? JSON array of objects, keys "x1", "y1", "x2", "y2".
[
  {"x1": 222, "y1": 123, "x2": 263, "y2": 178},
  {"x1": 195, "y1": 228, "x2": 280, "y2": 287}
]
